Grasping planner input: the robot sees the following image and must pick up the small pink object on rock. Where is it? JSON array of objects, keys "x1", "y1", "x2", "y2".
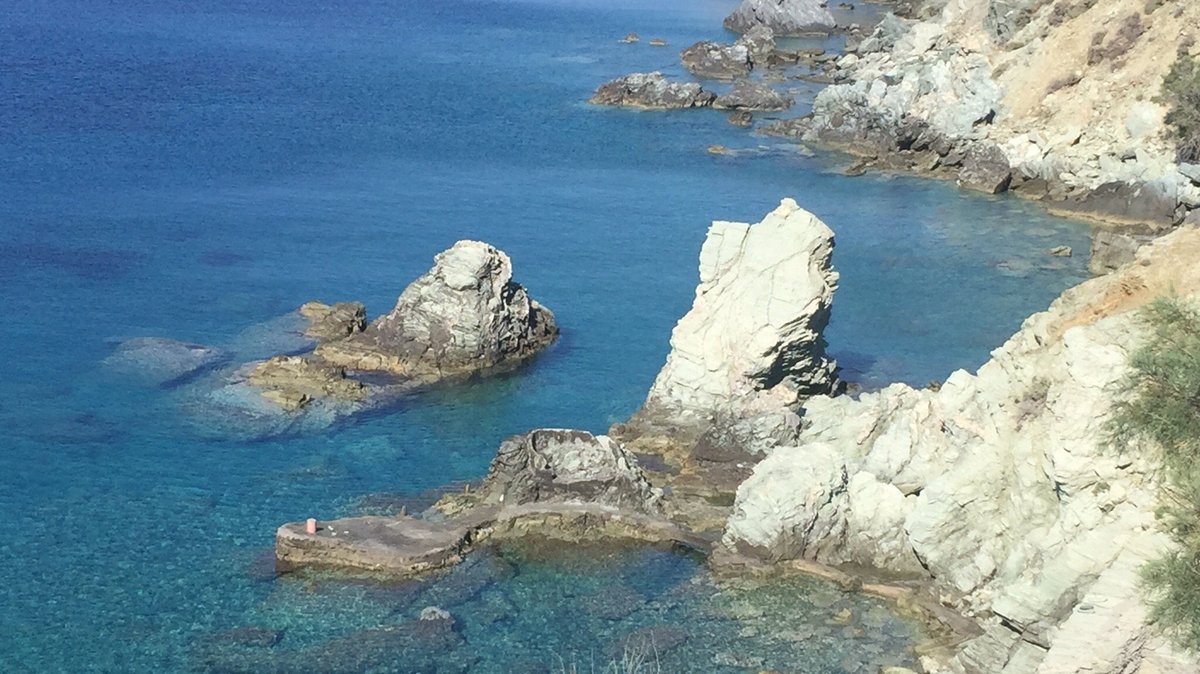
[{"x1": 305, "y1": 518, "x2": 317, "y2": 535}]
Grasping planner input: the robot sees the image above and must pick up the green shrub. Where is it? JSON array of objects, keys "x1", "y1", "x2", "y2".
[
  {"x1": 1109, "y1": 296, "x2": 1200, "y2": 651},
  {"x1": 1159, "y1": 54, "x2": 1200, "y2": 162}
]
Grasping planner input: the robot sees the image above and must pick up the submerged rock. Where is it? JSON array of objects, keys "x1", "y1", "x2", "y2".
[
  {"x1": 589, "y1": 72, "x2": 716, "y2": 109},
  {"x1": 247, "y1": 355, "x2": 366, "y2": 411},
  {"x1": 723, "y1": 0, "x2": 836, "y2": 36},
  {"x1": 317, "y1": 240, "x2": 558, "y2": 379},
  {"x1": 714, "y1": 81, "x2": 793, "y2": 112},
  {"x1": 103, "y1": 337, "x2": 228, "y2": 387}
]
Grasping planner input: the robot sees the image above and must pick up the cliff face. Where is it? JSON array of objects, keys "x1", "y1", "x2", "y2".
[
  {"x1": 788, "y1": 0, "x2": 1200, "y2": 236},
  {"x1": 724, "y1": 227, "x2": 1200, "y2": 673}
]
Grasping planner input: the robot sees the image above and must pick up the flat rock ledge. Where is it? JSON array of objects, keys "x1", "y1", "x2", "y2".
[
  {"x1": 276, "y1": 504, "x2": 703, "y2": 576},
  {"x1": 589, "y1": 72, "x2": 716, "y2": 109},
  {"x1": 276, "y1": 429, "x2": 699, "y2": 576}
]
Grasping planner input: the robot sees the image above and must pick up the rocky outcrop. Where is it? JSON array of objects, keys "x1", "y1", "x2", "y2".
[
  {"x1": 316, "y1": 240, "x2": 558, "y2": 379},
  {"x1": 615, "y1": 199, "x2": 840, "y2": 536},
  {"x1": 277, "y1": 429, "x2": 688, "y2": 576},
  {"x1": 779, "y1": 0, "x2": 1200, "y2": 244},
  {"x1": 680, "y1": 41, "x2": 753, "y2": 81},
  {"x1": 470, "y1": 429, "x2": 661, "y2": 513},
  {"x1": 724, "y1": 0, "x2": 837, "y2": 36},
  {"x1": 723, "y1": 227, "x2": 1200, "y2": 673},
  {"x1": 633, "y1": 198, "x2": 839, "y2": 437},
  {"x1": 589, "y1": 72, "x2": 716, "y2": 109},
  {"x1": 714, "y1": 81, "x2": 794, "y2": 112},
  {"x1": 247, "y1": 356, "x2": 366, "y2": 411},
  {"x1": 103, "y1": 337, "x2": 228, "y2": 387},
  {"x1": 298, "y1": 301, "x2": 366, "y2": 343}
]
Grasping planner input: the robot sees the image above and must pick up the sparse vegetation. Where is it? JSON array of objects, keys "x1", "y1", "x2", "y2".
[
  {"x1": 1108, "y1": 297, "x2": 1200, "y2": 651},
  {"x1": 1159, "y1": 53, "x2": 1200, "y2": 162}
]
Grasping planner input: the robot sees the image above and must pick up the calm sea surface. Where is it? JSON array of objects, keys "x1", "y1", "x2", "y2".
[{"x1": 0, "y1": 0, "x2": 1089, "y2": 670}]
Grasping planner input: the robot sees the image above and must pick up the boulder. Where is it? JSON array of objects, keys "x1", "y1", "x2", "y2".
[
  {"x1": 680, "y1": 41, "x2": 753, "y2": 81},
  {"x1": 317, "y1": 240, "x2": 558, "y2": 379},
  {"x1": 736, "y1": 25, "x2": 777, "y2": 61},
  {"x1": 727, "y1": 110, "x2": 754, "y2": 127},
  {"x1": 714, "y1": 81, "x2": 794, "y2": 111},
  {"x1": 1087, "y1": 227, "x2": 1157, "y2": 276},
  {"x1": 723, "y1": 0, "x2": 836, "y2": 36},
  {"x1": 103, "y1": 337, "x2": 229, "y2": 387},
  {"x1": 957, "y1": 142, "x2": 1012, "y2": 194},
  {"x1": 1049, "y1": 181, "x2": 1179, "y2": 228},
  {"x1": 474, "y1": 429, "x2": 661, "y2": 513},
  {"x1": 589, "y1": 72, "x2": 717, "y2": 109}
]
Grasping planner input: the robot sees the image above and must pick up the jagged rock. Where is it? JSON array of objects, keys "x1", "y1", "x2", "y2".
[
  {"x1": 247, "y1": 356, "x2": 366, "y2": 411},
  {"x1": 621, "y1": 32, "x2": 639, "y2": 44},
  {"x1": 724, "y1": 228, "x2": 1200, "y2": 673},
  {"x1": 104, "y1": 337, "x2": 228, "y2": 387},
  {"x1": 317, "y1": 240, "x2": 557, "y2": 379},
  {"x1": 474, "y1": 429, "x2": 661, "y2": 513},
  {"x1": 957, "y1": 143, "x2": 1012, "y2": 194},
  {"x1": 589, "y1": 72, "x2": 717, "y2": 109},
  {"x1": 680, "y1": 41, "x2": 753, "y2": 81},
  {"x1": 723, "y1": 0, "x2": 836, "y2": 36},
  {"x1": 1087, "y1": 227, "x2": 1157, "y2": 276},
  {"x1": 631, "y1": 198, "x2": 839, "y2": 441},
  {"x1": 419, "y1": 606, "x2": 452, "y2": 622},
  {"x1": 714, "y1": 82, "x2": 793, "y2": 111},
  {"x1": 298, "y1": 301, "x2": 366, "y2": 343}
]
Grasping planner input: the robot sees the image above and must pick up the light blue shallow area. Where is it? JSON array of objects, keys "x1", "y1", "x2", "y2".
[{"x1": 0, "y1": 0, "x2": 1089, "y2": 670}]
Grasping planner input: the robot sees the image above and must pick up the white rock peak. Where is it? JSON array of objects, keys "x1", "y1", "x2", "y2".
[{"x1": 644, "y1": 198, "x2": 839, "y2": 428}]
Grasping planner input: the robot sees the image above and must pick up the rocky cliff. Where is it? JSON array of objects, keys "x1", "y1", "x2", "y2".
[
  {"x1": 771, "y1": 0, "x2": 1200, "y2": 267},
  {"x1": 723, "y1": 226, "x2": 1200, "y2": 673}
]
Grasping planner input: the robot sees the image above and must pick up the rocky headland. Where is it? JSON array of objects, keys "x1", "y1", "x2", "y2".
[
  {"x1": 762, "y1": 0, "x2": 1200, "y2": 273},
  {"x1": 274, "y1": 195, "x2": 1200, "y2": 673}
]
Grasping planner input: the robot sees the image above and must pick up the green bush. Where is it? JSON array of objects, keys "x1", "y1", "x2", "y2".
[
  {"x1": 1160, "y1": 54, "x2": 1200, "y2": 162},
  {"x1": 1109, "y1": 297, "x2": 1200, "y2": 651}
]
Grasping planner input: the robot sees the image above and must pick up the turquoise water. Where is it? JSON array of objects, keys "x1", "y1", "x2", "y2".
[{"x1": 1, "y1": 0, "x2": 1090, "y2": 671}]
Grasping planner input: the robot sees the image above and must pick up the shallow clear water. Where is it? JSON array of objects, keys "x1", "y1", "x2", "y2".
[{"x1": 1, "y1": 0, "x2": 1090, "y2": 671}]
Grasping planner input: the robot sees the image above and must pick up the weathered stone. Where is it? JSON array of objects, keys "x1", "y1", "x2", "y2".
[
  {"x1": 632, "y1": 198, "x2": 839, "y2": 438},
  {"x1": 724, "y1": 228, "x2": 1200, "y2": 673},
  {"x1": 957, "y1": 142, "x2": 1012, "y2": 194},
  {"x1": 680, "y1": 41, "x2": 753, "y2": 81},
  {"x1": 723, "y1": 0, "x2": 837, "y2": 36},
  {"x1": 317, "y1": 240, "x2": 557, "y2": 379},
  {"x1": 714, "y1": 81, "x2": 793, "y2": 111},
  {"x1": 589, "y1": 72, "x2": 717, "y2": 109},
  {"x1": 1087, "y1": 227, "x2": 1156, "y2": 276},
  {"x1": 728, "y1": 110, "x2": 754, "y2": 127},
  {"x1": 1048, "y1": 245, "x2": 1073, "y2": 257},
  {"x1": 104, "y1": 337, "x2": 228, "y2": 387},
  {"x1": 298, "y1": 301, "x2": 366, "y2": 343},
  {"x1": 247, "y1": 355, "x2": 366, "y2": 411},
  {"x1": 474, "y1": 429, "x2": 661, "y2": 513},
  {"x1": 1049, "y1": 181, "x2": 1179, "y2": 227}
]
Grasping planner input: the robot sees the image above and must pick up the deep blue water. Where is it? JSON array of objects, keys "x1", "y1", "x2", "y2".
[{"x1": 1, "y1": 0, "x2": 1090, "y2": 671}]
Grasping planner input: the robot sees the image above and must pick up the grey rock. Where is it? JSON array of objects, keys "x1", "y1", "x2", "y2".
[
  {"x1": 1179, "y1": 163, "x2": 1200, "y2": 185},
  {"x1": 680, "y1": 41, "x2": 752, "y2": 81},
  {"x1": 736, "y1": 25, "x2": 777, "y2": 61},
  {"x1": 1088, "y1": 228, "x2": 1156, "y2": 275},
  {"x1": 317, "y1": 240, "x2": 558, "y2": 378},
  {"x1": 724, "y1": 0, "x2": 837, "y2": 36},
  {"x1": 957, "y1": 143, "x2": 1013, "y2": 194},
  {"x1": 1048, "y1": 245, "x2": 1073, "y2": 257},
  {"x1": 714, "y1": 81, "x2": 794, "y2": 111},
  {"x1": 419, "y1": 606, "x2": 453, "y2": 622},
  {"x1": 298, "y1": 301, "x2": 366, "y2": 343},
  {"x1": 1049, "y1": 181, "x2": 1179, "y2": 228},
  {"x1": 589, "y1": 72, "x2": 717, "y2": 109},
  {"x1": 104, "y1": 337, "x2": 229, "y2": 387},
  {"x1": 475, "y1": 429, "x2": 662, "y2": 513}
]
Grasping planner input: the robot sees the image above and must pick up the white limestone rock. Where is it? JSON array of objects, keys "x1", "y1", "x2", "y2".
[{"x1": 636, "y1": 198, "x2": 839, "y2": 444}]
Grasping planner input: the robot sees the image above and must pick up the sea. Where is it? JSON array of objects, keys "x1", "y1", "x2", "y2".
[{"x1": 0, "y1": 0, "x2": 1091, "y2": 671}]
